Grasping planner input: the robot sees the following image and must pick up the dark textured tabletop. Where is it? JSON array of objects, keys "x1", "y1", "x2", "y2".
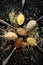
[{"x1": 0, "y1": 0, "x2": 43, "y2": 65}]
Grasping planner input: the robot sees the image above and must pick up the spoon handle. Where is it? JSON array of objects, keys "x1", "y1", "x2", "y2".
[
  {"x1": 22, "y1": 0, "x2": 25, "y2": 9},
  {"x1": 37, "y1": 16, "x2": 43, "y2": 21},
  {"x1": 37, "y1": 45, "x2": 43, "y2": 53},
  {"x1": 2, "y1": 47, "x2": 16, "y2": 65},
  {"x1": 0, "y1": 19, "x2": 15, "y2": 29}
]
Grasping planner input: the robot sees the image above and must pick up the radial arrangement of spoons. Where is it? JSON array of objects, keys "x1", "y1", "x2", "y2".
[{"x1": 0, "y1": 12, "x2": 43, "y2": 52}]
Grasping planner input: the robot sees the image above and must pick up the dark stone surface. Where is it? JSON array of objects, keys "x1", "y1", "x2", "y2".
[{"x1": 0, "y1": 0, "x2": 43, "y2": 65}]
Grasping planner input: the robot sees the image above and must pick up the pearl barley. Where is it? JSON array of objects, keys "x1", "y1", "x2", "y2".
[{"x1": 26, "y1": 20, "x2": 37, "y2": 30}]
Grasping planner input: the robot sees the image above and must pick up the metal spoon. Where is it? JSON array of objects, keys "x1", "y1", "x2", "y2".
[
  {"x1": 22, "y1": 0, "x2": 25, "y2": 10},
  {"x1": 0, "y1": 19, "x2": 15, "y2": 29},
  {"x1": 2, "y1": 47, "x2": 16, "y2": 65}
]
